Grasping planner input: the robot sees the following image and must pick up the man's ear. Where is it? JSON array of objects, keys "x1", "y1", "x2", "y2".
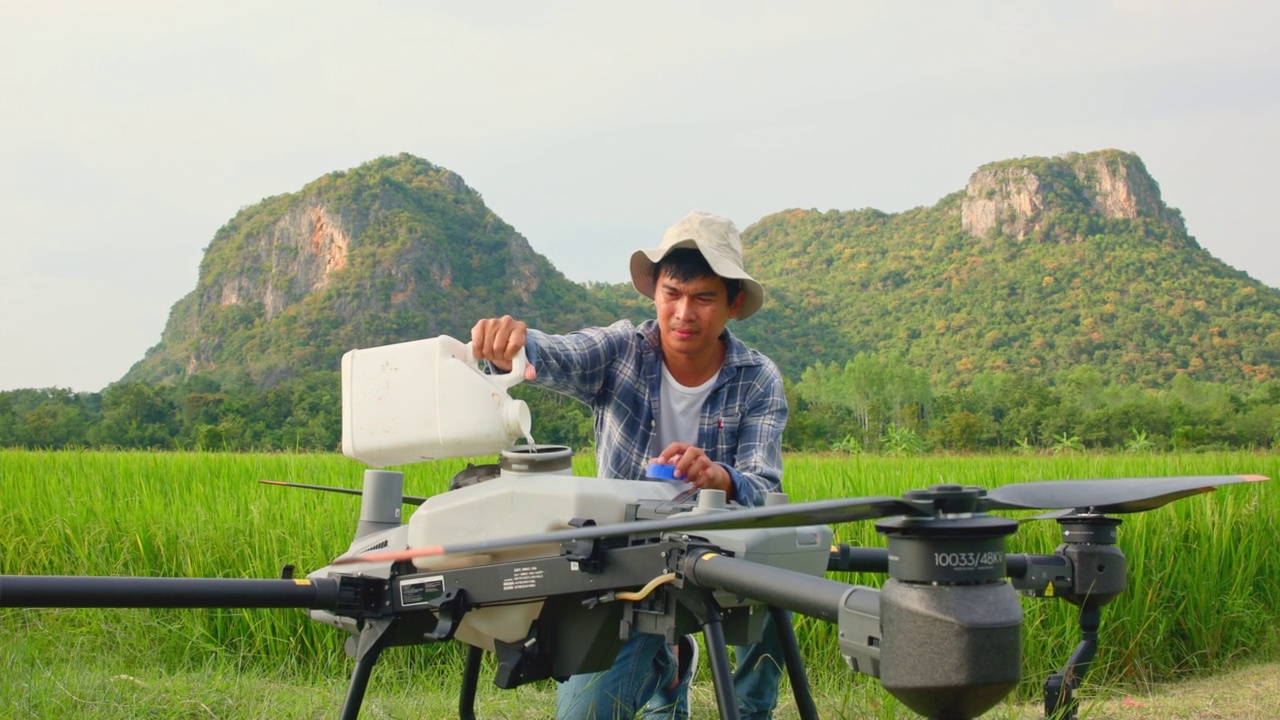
[{"x1": 727, "y1": 288, "x2": 745, "y2": 318}]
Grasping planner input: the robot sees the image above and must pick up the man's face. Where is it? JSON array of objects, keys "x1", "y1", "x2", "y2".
[{"x1": 653, "y1": 270, "x2": 743, "y2": 364}]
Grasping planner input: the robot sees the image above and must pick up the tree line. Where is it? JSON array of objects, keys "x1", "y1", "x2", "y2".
[{"x1": 2, "y1": 358, "x2": 1277, "y2": 454}]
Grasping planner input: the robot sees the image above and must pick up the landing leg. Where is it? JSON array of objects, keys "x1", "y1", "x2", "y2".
[
  {"x1": 459, "y1": 645, "x2": 483, "y2": 720},
  {"x1": 340, "y1": 619, "x2": 395, "y2": 720},
  {"x1": 769, "y1": 605, "x2": 819, "y2": 720},
  {"x1": 699, "y1": 592, "x2": 742, "y2": 720},
  {"x1": 1044, "y1": 605, "x2": 1101, "y2": 720}
]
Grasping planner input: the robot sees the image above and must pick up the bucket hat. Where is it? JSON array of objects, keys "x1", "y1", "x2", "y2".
[{"x1": 629, "y1": 210, "x2": 765, "y2": 320}]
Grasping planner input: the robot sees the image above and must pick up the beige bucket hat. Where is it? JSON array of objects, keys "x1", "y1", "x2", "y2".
[{"x1": 629, "y1": 210, "x2": 765, "y2": 320}]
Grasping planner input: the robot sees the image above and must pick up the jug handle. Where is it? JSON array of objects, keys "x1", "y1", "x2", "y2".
[{"x1": 466, "y1": 342, "x2": 528, "y2": 389}]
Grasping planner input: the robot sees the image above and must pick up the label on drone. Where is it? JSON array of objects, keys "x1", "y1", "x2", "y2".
[
  {"x1": 400, "y1": 575, "x2": 447, "y2": 606},
  {"x1": 502, "y1": 565, "x2": 545, "y2": 592},
  {"x1": 932, "y1": 550, "x2": 1005, "y2": 570}
]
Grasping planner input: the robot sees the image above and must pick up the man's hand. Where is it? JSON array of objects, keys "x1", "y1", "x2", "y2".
[
  {"x1": 655, "y1": 442, "x2": 734, "y2": 501},
  {"x1": 470, "y1": 316, "x2": 537, "y2": 381}
]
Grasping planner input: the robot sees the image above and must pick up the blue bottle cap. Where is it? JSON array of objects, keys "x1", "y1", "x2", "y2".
[{"x1": 645, "y1": 462, "x2": 679, "y2": 480}]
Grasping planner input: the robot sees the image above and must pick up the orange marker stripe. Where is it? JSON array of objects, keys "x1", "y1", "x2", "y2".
[{"x1": 333, "y1": 545, "x2": 446, "y2": 565}]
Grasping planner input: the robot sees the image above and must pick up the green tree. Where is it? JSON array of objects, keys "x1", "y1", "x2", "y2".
[{"x1": 90, "y1": 382, "x2": 177, "y2": 448}]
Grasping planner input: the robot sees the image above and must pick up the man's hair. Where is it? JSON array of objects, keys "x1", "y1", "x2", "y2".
[{"x1": 652, "y1": 248, "x2": 743, "y2": 305}]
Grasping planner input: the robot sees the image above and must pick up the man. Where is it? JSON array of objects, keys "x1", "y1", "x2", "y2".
[{"x1": 471, "y1": 210, "x2": 787, "y2": 720}]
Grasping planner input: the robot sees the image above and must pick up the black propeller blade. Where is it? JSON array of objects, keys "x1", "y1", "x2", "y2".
[
  {"x1": 336, "y1": 495, "x2": 919, "y2": 565},
  {"x1": 984, "y1": 474, "x2": 1267, "y2": 514},
  {"x1": 258, "y1": 480, "x2": 429, "y2": 506},
  {"x1": 337, "y1": 474, "x2": 1269, "y2": 565}
]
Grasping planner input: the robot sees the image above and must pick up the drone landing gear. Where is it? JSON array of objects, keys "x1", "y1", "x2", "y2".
[
  {"x1": 1040, "y1": 515, "x2": 1126, "y2": 720},
  {"x1": 459, "y1": 645, "x2": 483, "y2": 720},
  {"x1": 1044, "y1": 604, "x2": 1101, "y2": 720},
  {"x1": 695, "y1": 591, "x2": 741, "y2": 720},
  {"x1": 692, "y1": 593, "x2": 819, "y2": 720},
  {"x1": 339, "y1": 588, "x2": 470, "y2": 720},
  {"x1": 769, "y1": 604, "x2": 820, "y2": 720},
  {"x1": 340, "y1": 618, "x2": 395, "y2": 720}
]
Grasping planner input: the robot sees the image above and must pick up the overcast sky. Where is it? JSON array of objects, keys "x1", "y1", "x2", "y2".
[{"x1": 2, "y1": 2, "x2": 1276, "y2": 392}]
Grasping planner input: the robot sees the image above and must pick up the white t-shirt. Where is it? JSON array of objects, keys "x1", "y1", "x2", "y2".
[{"x1": 655, "y1": 362, "x2": 718, "y2": 452}]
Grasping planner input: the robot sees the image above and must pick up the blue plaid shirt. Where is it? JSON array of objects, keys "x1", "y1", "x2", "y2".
[{"x1": 524, "y1": 319, "x2": 786, "y2": 507}]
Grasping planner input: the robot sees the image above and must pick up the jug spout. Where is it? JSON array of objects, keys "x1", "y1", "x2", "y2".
[{"x1": 504, "y1": 398, "x2": 532, "y2": 443}]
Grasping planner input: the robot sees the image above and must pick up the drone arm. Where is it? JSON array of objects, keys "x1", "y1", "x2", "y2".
[
  {"x1": 680, "y1": 550, "x2": 884, "y2": 678},
  {"x1": 827, "y1": 544, "x2": 889, "y2": 573},
  {"x1": 684, "y1": 550, "x2": 855, "y2": 623},
  {"x1": 1006, "y1": 553, "x2": 1073, "y2": 597},
  {"x1": 0, "y1": 575, "x2": 348, "y2": 610}
]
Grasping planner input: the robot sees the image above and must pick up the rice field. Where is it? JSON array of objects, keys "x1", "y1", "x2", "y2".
[{"x1": 1, "y1": 449, "x2": 1276, "y2": 718}]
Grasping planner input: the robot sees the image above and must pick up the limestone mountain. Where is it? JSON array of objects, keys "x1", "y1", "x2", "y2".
[
  {"x1": 731, "y1": 150, "x2": 1280, "y2": 387},
  {"x1": 125, "y1": 154, "x2": 614, "y2": 386},
  {"x1": 127, "y1": 149, "x2": 1280, "y2": 394}
]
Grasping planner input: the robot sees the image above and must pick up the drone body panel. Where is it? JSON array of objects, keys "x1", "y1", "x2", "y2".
[{"x1": 406, "y1": 471, "x2": 686, "y2": 572}]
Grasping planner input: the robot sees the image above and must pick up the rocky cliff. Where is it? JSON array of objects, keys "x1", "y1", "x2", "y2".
[
  {"x1": 125, "y1": 154, "x2": 612, "y2": 386},
  {"x1": 960, "y1": 150, "x2": 1187, "y2": 242}
]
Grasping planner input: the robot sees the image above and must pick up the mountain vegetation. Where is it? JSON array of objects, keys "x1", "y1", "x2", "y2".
[
  {"x1": 738, "y1": 151, "x2": 1279, "y2": 388},
  {"x1": 125, "y1": 154, "x2": 614, "y2": 387},
  {"x1": 4, "y1": 151, "x2": 1279, "y2": 453}
]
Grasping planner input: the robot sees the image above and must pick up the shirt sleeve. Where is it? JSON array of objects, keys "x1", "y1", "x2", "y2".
[
  {"x1": 719, "y1": 362, "x2": 788, "y2": 508},
  {"x1": 524, "y1": 321, "x2": 636, "y2": 406}
]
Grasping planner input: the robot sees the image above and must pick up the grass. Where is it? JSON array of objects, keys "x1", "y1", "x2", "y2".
[{"x1": 1, "y1": 449, "x2": 1276, "y2": 718}]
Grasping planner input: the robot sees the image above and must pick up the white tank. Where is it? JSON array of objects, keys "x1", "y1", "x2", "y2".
[
  {"x1": 409, "y1": 446, "x2": 683, "y2": 569},
  {"x1": 407, "y1": 446, "x2": 685, "y2": 650},
  {"x1": 340, "y1": 335, "x2": 532, "y2": 467}
]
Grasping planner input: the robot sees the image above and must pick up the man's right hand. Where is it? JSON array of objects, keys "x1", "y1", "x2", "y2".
[{"x1": 471, "y1": 316, "x2": 536, "y2": 381}]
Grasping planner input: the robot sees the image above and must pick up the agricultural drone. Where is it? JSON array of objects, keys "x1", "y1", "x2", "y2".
[{"x1": 0, "y1": 338, "x2": 1269, "y2": 720}]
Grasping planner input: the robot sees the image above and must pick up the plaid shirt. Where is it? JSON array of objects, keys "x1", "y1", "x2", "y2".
[{"x1": 525, "y1": 319, "x2": 786, "y2": 507}]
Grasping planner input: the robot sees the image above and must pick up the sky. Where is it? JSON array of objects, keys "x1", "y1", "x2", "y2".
[{"x1": 2, "y1": 2, "x2": 1277, "y2": 393}]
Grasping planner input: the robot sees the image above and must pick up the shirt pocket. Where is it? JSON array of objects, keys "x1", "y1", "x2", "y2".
[{"x1": 715, "y1": 414, "x2": 742, "y2": 455}]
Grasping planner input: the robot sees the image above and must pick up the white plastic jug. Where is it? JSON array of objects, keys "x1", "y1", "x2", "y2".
[{"x1": 340, "y1": 335, "x2": 532, "y2": 467}]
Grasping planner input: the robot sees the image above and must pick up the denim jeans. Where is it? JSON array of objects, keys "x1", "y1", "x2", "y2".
[
  {"x1": 556, "y1": 612, "x2": 785, "y2": 720},
  {"x1": 556, "y1": 632, "x2": 675, "y2": 720}
]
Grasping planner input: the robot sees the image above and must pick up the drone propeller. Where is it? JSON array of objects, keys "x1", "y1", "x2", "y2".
[
  {"x1": 337, "y1": 473, "x2": 1269, "y2": 566},
  {"x1": 984, "y1": 474, "x2": 1266, "y2": 514},
  {"x1": 258, "y1": 480, "x2": 429, "y2": 506},
  {"x1": 335, "y1": 495, "x2": 920, "y2": 565}
]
